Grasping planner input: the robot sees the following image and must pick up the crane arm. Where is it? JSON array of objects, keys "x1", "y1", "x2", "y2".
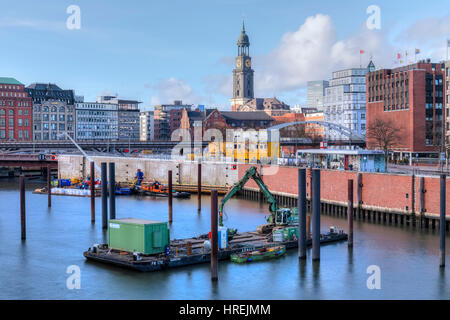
[{"x1": 218, "y1": 166, "x2": 278, "y2": 226}]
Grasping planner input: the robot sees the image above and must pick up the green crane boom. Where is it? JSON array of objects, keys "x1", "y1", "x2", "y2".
[{"x1": 219, "y1": 166, "x2": 279, "y2": 226}]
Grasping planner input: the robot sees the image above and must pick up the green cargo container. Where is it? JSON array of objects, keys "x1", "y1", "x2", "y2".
[{"x1": 108, "y1": 218, "x2": 170, "y2": 255}]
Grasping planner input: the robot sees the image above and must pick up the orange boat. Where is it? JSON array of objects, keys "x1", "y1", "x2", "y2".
[{"x1": 140, "y1": 181, "x2": 190, "y2": 198}]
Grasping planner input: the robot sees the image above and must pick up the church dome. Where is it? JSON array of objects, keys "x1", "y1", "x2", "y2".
[
  {"x1": 237, "y1": 32, "x2": 249, "y2": 47},
  {"x1": 237, "y1": 21, "x2": 250, "y2": 47}
]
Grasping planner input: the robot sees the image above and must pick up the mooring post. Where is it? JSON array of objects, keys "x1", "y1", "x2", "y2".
[
  {"x1": 90, "y1": 161, "x2": 95, "y2": 223},
  {"x1": 198, "y1": 163, "x2": 202, "y2": 212},
  {"x1": 168, "y1": 170, "x2": 173, "y2": 223},
  {"x1": 306, "y1": 214, "x2": 311, "y2": 238},
  {"x1": 312, "y1": 169, "x2": 321, "y2": 261},
  {"x1": 440, "y1": 174, "x2": 446, "y2": 268},
  {"x1": 19, "y1": 175, "x2": 26, "y2": 240},
  {"x1": 101, "y1": 162, "x2": 108, "y2": 230},
  {"x1": 357, "y1": 172, "x2": 362, "y2": 218},
  {"x1": 348, "y1": 179, "x2": 354, "y2": 248},
  {"x1": 419, "y1": 177, "x2": 425, "y2": 228},
  {"x1": 47, "y1": 165, "x2": 51, "y2": 208},
  {"x1": 298, "y1": 168, "x2": 307, "y2": 259},
  {"x1": 109, "y1": 162, "x2": 116, "y2": 220},
  {"x1": 210, "y1": 190, "x2": 218, "y2": 281}
]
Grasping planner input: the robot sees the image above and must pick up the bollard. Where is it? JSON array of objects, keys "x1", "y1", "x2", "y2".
[
  {"x1": 210, "y1": 190, "x2": 218, "y2": 281},
  {"x1": 101, "y1": 162, "x2": 108, "y2": 230},
  {"x1": 298, "y1": 168, "x2": 307, "y2": 259},
  {"x1": 312, "y1": 169, "x2": 320, "y2": 261},
  {"x1": 19, "y1": 175, "x2": 26, "y2": 240},
  {"x1": 109, "y1": 162, "x2": 116, "y2": 220},
  {"x1": 348, "y1": 179, "x2": 354, "y2": 248},
  {"x1": 47, "y1": 165, "x2": 51, "y2": 208},
  {"x1": 90, "y1": 161, "x2": 95, "y2": 223},
  {"x1": 440, "y1": 174, "x2": 446, "y2": 268},
  {"x1": 198, "y1": 163, "x2": 202, "y2": 212},
  {"x1": 168, "y1": 170, "x2": 173, "y2": 223}
]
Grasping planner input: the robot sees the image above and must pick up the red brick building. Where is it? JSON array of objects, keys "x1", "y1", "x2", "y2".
[
  {"x1": 366, "y1": 61, "x2": 445, "y2": 162},
  {"x1": 0, "y1": 77, "x2": 32, "y2": 141}
]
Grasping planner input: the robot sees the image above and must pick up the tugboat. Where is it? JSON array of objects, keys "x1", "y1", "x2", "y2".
[
  {"x1": 140, "y1": 181, "x2": 191, "y2": 199},
  {"x1": 230, "y1": 245, "x2": 286, "y2": 263}
]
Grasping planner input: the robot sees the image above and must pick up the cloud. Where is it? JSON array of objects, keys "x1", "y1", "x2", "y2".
[
  {"x1": 255, "y1": 14, "x2": 395, "y2": 96},
  {"x1": 0, "y1": 17, "x2": 65, "y2": 32},
  {"x1": 395, "y1": 13, "x2": 450, "y2": 61},
  {"x1": 146, "y1": 78, "x2": 206, "y2": 106}
]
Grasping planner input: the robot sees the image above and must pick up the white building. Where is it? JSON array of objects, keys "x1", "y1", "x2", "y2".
[
  {"x1": 323, "y1": 63, "x2": 373, "y2": 141},
  {"x1": 140, "y1": 111, "x2": 154, "y2": 141},
  {"x1": 75, "y1": 102, "x2": 118, "y2": 140}
]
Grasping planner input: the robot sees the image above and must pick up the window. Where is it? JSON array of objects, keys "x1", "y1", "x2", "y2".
[
  {"x1": 8, "y1": 109, "x2": 13, "y2": 115},
  {"x1": 0, "y1": 130, "x2": 5, "y2": 139},
  {"x1": 8, "y1": 130, "x2": 14, "y2": 138},
  {"x1": 18, "y1": 109, "x2": 22, "y2": 115},
  {"x1": 0, "y1": 109, "x2": 4, "y2": 115}
]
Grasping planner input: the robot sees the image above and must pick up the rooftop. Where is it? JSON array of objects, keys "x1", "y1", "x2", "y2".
[
  {"x1": 221, "y1": 111, "x2": 274, "y2": 121},
  {"x1": 0, "y1": 77, "x2": 23, "y2": 86}
]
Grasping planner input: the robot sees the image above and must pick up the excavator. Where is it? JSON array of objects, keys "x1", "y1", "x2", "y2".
[{"x1": 219, "y1": 166, "x2": 298, "y2": 234}]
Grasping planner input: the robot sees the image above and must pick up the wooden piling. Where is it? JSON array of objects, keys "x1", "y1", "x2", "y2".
[
  {"x1": 186, "y1": 241, "x2": 192, "y2": 256},
  {"x1": 47, "y1": 165, "x2": 51, "y2": 208},
  {"x1": 90, "y1": 161, "x2": 95, "y2": 223},
  {"x1": 109, "y1": 162, "x2": 116, "y2": 220},
  {"x1": 168, "y1": 170, "x2": 173, "y2": 223},
  {"x1": 19, "y1": 175, "x2": 26, "y2": 240},
  {"x1": 440, "y1": 174, "x2": 446, "y2": 268},
  {"x1": 197, "y1": 163, "x2": 202, "y2": 212},
  {"x1": 357, "y1": 173, "x2": 362, "y2": 218},
  {"x1": 298, "y1": 168, "x2": 307, "y2": 259},
  {"x1": 348, "y1": 179, "x2": 354, "y2": 248},
  {"x1": 210, "y1": 190, "x2": 218, "y2": 281},
  {"x1": 419, "y1": 177, "x2": 425, "y2": 228},
  {"x1": 312, "y1": 169, "x2": 320, "y2": 261},
  {"x1": 306, "y1": 214, "x2": 311, "y2": 238},
  {"x1": 101, "y1": 162, "x2": 108, "y2": 230}
]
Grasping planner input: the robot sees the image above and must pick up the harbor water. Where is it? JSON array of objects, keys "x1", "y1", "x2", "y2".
[{"x1": 0, "y1": 178, "x2": 449, "y2": 300}]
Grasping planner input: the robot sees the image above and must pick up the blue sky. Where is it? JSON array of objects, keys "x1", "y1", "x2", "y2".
[{"x1": 0, "y1": 0, "x2": 449, "y2": 110}]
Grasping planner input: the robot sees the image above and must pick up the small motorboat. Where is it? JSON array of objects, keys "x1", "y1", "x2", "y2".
[
  {"x1": 230, "y1": 245, "x2": 286, "y2": 263},
  {"x1": 140, "y1": 181, "x2": 191, "y2": 198}
]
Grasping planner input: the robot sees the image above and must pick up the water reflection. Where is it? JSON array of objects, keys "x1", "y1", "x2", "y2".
[{"x1": 0, "y1": 178, "x2": 450, "y2": 299}]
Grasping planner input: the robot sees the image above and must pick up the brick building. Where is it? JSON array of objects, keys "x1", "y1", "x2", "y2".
[
  {"x1": 366, "y1": 60, "x2": 445, "y2": 162},
  {"x1": 153, "y1": 100, "x2": 192, "y2": 140},
  {"x1": 0, "y1": 77, "x2": 32, "y2": 141}
]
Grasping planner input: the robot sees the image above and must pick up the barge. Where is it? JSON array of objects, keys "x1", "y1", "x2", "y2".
[{"x1": 83, "y1": 228, "x2": 347, "y2": 272}]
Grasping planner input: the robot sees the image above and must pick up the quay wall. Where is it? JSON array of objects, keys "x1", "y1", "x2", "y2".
[
  {"x1": 58, "y1": 155, "x2": 449, "y2": 218},
  {"x1": 238, "y1": 164, "x2": 450, "y2": 218},
  {"x1": 58, "y1": 155, "x2": 239, "y2": 188}
]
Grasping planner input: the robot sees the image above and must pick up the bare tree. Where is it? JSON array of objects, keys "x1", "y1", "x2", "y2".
[{"x1": 366, "y1": 118, "x2": 402, "y2": 168}]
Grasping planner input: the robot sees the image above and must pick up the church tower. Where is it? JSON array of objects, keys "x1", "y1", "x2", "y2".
[{"x1": 231, "y1": 20, "x2": 254, "y2": 111}]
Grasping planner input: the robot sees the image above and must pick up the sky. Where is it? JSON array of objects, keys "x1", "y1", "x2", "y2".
[{"x1": 0, "y1": 0, "x2": 449, "y2": 111}]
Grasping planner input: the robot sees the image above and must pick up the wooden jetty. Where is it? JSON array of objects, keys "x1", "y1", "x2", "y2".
[{"x1": 83, "y1": 229, "x2": 347, "y2": 272}]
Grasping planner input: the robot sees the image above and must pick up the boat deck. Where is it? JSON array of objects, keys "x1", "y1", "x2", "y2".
[{"x1": 83, "y1": 229, "x2": 347, "y2": 272}]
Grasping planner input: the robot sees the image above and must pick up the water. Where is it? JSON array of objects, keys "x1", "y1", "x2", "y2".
[{"x1": 0, "y1": 177, "x2": 449, "y2": 300}]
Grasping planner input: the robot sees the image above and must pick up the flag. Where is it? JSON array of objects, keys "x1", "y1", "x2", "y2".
[
  {"x1": 405, "y1": 51, "x2": 408, "y2": 57},
  {"x1": 397, "y1": 53, "x2": 402, "y2": 59},
  {"x1": 447, "y1": 39, "x2": 450, "y2": 47},
  {"x1": 415, "y1": 48, "x2": 420, "y2": 54},
  {"x1": 360, "y1": 50, "x2": 365, "y2": 54}
]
